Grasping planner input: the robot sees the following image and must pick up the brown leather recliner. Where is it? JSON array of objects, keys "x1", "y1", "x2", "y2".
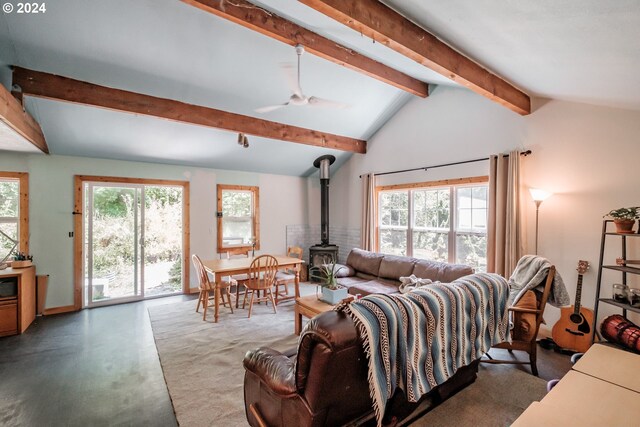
[{"x1": 243, "y1": 310, "x2": 480, "y2": 427}]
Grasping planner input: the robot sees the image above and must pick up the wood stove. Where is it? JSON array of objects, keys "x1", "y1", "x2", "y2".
[{"x1": 309, "y1": 155, "x2": 338, "y2": 279}]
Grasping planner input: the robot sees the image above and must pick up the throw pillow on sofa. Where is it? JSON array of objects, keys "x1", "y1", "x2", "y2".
[
  {"x1": 331, "y1": 263, "x2": 356, "y2": 278},
  {"x1": 398, "y1": 275, "x2": 434, "y2": 294}
]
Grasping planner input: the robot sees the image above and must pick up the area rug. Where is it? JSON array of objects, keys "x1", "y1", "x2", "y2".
[{"x1": 148, "y1": 289, "x2": 547, "y2": 427}]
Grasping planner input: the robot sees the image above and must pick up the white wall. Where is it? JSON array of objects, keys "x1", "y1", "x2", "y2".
[
  {"x1": 330, "y1": 85, "x2": 640, "y2": 326},
  {"x1": 330, "y1": 85, "x2": 527, "y2": 228},
  {"x1": 0, "y1": 153, "x2": 310, "y2": 309}
]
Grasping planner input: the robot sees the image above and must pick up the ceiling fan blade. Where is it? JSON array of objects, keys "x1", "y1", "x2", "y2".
[
  {"x1": 308, "y1": 96, "x2": 349, "y2": 109},
  {"x1": 255, "y1": 103, "x2": 289, "y2": 113},
  {"x1": 281, "y1": 63, "x2": 303, "y2": 97}
]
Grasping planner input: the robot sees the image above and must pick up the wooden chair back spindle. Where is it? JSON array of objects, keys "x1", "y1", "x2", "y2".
[
  {"x1": 243, "y1": 255, "x2": 279, "y2": 318},
  {"x1": 192, "y1": 254, "x2": 233, "y2": 320}
]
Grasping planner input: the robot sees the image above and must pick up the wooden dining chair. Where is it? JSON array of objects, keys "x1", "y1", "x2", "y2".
[
  {"x1": 483, "y1": 264, "x2": 556, "y2": 376},
  {"x1": 220, "y1": 250, "x2": 251, "y2": 308},
  {"x1": 192, "y1": 254, "x2": 234, "y2": 321},
  {"x1": 243, "y1": 255, "x2": 279, "y2": 318},
  {"x1": 273, "y1": 246, "x2": 303, "y2": 305}
]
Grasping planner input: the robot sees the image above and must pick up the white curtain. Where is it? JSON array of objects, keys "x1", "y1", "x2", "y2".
[
  {"x1": 361, "y1": 172, "x2": 376, "y2": 251},
  {"x1": 487, "y1": 150, "x2": 523, "y2": 277}
]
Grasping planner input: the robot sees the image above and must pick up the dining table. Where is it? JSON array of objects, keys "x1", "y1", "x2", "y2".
[{"x1": 202, "y1": 255, "x2": 305, "y2": 322}]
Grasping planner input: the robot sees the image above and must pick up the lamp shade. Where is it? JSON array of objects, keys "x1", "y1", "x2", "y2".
[{"x1": 529, "y1": 188, "x2": 552, "y2": 202}]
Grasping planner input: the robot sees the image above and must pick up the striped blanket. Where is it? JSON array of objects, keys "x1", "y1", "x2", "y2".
[{"x1": 335, "y1": 273, "x2": 510, "y2": 426}]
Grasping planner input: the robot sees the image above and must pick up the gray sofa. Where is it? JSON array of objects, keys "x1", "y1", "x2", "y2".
[{"x1": 336, "y1": 248, "x2": 474, "y2": 296}]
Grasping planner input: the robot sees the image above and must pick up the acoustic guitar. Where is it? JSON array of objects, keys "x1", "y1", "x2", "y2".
[{"x1": 551, "y1": 260, "x2": 594, "y2": 353}]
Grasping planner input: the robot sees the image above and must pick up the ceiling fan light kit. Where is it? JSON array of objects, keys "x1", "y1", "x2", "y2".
[{"x1": 255, "y1": 44, "x2": 349, "y2": 114}]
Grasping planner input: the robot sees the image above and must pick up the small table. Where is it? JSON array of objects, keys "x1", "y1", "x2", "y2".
[{"x1": 294, "y1": 294, "x2": 335, "y2": 335}]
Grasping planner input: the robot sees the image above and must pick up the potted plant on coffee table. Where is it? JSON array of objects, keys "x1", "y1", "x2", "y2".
[
  {"x1": 309, "y1": 260, "x2": 348, "y2": 304},
  {"x1": 604, "y1": 207, "x2": 640, "y2": 234}
]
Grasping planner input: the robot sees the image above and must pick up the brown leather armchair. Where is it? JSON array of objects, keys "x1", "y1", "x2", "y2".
[{"x1": 243, "y1": 310, "x2": 480, "y2": 426}]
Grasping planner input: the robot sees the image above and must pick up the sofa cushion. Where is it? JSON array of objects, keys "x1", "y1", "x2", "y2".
[
  {"x1": 355, "y1": 272, "x2": 378, "y2": 281},
  {"x1": 439, "y1": 263, "x2": 474, "y2": 282},
  {"x1": 347, "y1": 280, "x2": 399, "y2": 297},
  {"x1": 411, "y1": 260, "x2": 444, "y2": 281},
  {"x1": 346, "y1": 248, "x2": 385, "y2": 277},
  {"x1": 412, "y1": 259, "x2": 473, "y2": 283},
  {"x1": 378, "y1": 255, "x2": 417, "y2": 280},
  {"x1": 336, "y1": 276, "x2": 370, "y2": 288}
]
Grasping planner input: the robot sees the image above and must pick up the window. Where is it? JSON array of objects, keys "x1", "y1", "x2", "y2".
[
  {"x1": 377, "y1": 177, "x2": 488, "y2": 271},
  {"x1": 0, "y1": 172, "x2": 28, "y2": 262},
  {"x1": 216, "y1": 184, "x2": 260, "y2": 253}
]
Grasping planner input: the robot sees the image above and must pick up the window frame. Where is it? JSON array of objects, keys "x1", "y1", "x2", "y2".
[
  {"x1": 216, "y1": 184, "x2": 260, "y2": 254},
  {"x1": 0, "y1": 171, "x2": 29, "y2": 258},
  {"x1": 376, "y1": 176, "x2": 488, "y2": 266}
]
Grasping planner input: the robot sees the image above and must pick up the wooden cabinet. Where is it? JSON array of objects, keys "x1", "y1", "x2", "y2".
[
  {"x1": 0, "y1": 301, "x2": 18, "y2": 335},
  {"x1": 0, "y1": 266, "x2": 36, "y2": 337}
]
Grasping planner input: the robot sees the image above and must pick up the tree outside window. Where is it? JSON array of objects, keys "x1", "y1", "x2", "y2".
[{"x1": 379, "y1": 191, "x2": 408, "y2": 256}]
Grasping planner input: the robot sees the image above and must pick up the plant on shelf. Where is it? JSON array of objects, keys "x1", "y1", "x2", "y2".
[
  {"x1": 309, "y1": 258, "x2": 348, "y2": 304},
  {"x1": 13, "y1": 251, "x2": 33, "y2": 262},
  {"x1": 604, "y1": 207, "x2": 640, "y2": 234},
  {"x1": 12, "y1": 251, "x2": 33, "y2": 268}
]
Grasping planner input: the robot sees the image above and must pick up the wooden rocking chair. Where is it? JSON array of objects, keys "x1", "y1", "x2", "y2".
[{"x1": 483, "y1": 265, "x2": 556, "y2": 376}]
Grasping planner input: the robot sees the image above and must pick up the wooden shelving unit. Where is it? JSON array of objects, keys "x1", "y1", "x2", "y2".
[{"x1": 592, "y1": 220, "x2": 640, "y2": 343}]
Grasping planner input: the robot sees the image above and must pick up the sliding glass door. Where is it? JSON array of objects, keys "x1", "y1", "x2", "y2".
[{"x1": 84, "y1": 182, "x2": 183, "y2": 307}]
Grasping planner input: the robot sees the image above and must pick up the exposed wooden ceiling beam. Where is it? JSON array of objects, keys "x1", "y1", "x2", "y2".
[
  {"x1": 12, "y1": 67, "x2": 366, "y2": 154},
  {"x1": 299, "y1": 0, "x2": 531, "y2": 115},
  {"x1": 182, "y1": 0, "x2": 428, "y2": 98},
  {"x1": 0, "y1": 80, "x2": 48, "y2": 153}
]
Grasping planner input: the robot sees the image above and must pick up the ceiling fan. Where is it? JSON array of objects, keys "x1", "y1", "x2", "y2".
[{"x1": 255, "y1": 44, "x2": 349, "y2": 114}]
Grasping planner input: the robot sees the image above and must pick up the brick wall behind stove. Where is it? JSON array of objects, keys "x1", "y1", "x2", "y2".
[{"x1": 286, "y1": 225, "x2": 360, "y2": 264}]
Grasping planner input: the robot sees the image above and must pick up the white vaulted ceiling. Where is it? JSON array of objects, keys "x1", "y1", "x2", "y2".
[
  {"x1": 1, "y1": 0, "x2": 639, "y2": 175},
  {"x1": 381, "y1": 0, "x2": 640, "y2": 111}
]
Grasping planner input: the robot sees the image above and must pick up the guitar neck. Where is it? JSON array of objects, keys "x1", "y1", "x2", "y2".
[{"x1": 574, "y1": 275, "x2": 583, "y2": 313}]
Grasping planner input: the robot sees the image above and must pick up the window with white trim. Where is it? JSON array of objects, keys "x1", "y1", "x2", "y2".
[{"x1": 377, "y1": 179, "x2": 488, "y2": 271}]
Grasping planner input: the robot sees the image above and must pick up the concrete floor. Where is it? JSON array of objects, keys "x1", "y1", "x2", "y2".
[
  {"x1": 0, "y1": 296, "x2": 572, "y2": 426},
  {"x1": 0, "y1": 295, "x2": 194, "y2": 427}
]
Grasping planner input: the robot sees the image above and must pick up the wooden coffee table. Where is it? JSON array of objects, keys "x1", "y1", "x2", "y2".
[{"x1": 294, "y1": 294, "x2": 335, "y2": 335}]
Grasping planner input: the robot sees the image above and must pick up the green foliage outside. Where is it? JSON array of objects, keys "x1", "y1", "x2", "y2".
[
  {"x1": 0, "y1": 181, "x2": 19, "y2": 261},
  {"x1": 168, "y1": 258, "x2": 182, "y2": 286},
  {"x1": 221, "y1": 190, "x2": 253, "y2": 245},
  {"x1": 0, "y1": 181, "x2": 18, "y2": 216},
  {"x1": 222, "y1": 190, "x2": 251, "y2": 217},
  {"x1": 90, "y1": 186, "x2": 183, "y2": 295},
  {"x1": 379, "y1": 186, "x2": 487, "y2": 272}
]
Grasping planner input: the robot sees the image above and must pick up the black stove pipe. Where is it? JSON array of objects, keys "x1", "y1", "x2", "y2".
[{"x1": 313, "y1": 155, "x2": 336, "y2": 246}]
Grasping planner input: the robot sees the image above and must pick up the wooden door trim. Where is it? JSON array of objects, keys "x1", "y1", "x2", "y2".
[{"x1": 73, "y1": 175, "x2": 190, "y2": 310}]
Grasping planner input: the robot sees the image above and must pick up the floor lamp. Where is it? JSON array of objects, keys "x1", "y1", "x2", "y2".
[{"x1": 529, "y1": 188, "x2": 552, "y2": 255}]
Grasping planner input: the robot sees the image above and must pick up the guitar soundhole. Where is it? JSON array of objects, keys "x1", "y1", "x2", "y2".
[{"x1": 570, "y1": 313, "x2": 582, "y2": 324}]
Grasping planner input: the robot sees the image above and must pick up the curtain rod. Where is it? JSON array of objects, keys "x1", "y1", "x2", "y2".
[{"x1": 359, "y1": 150, "x2": 532, "y2": 178}]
